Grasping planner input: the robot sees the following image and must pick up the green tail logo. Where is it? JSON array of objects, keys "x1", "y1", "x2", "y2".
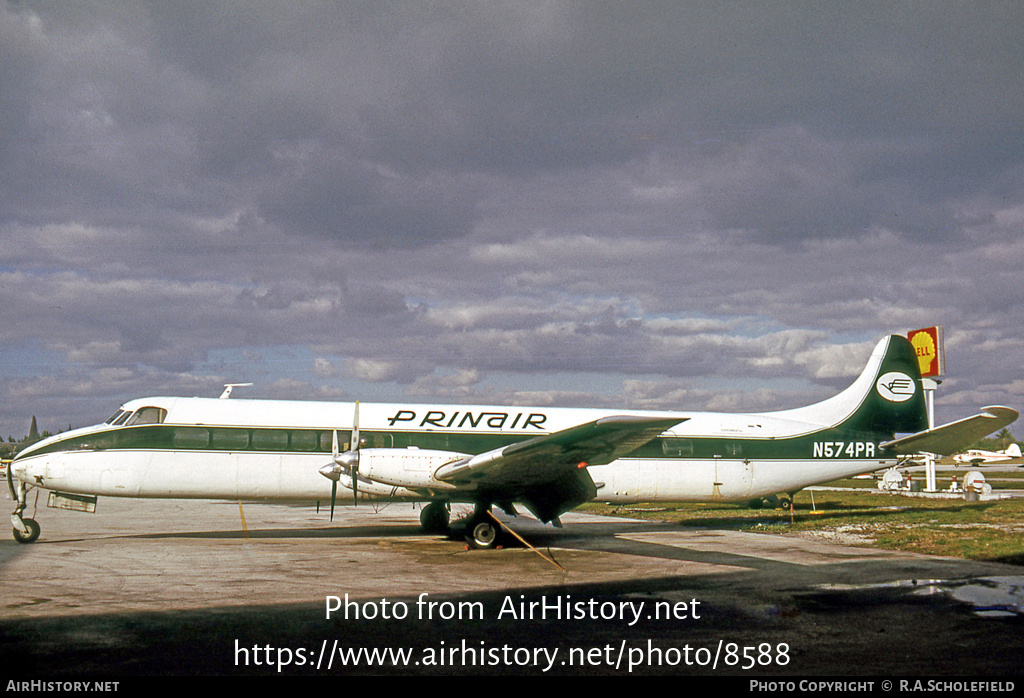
[{"x1": 844, "y1": 335, "x2": 929, "y2": 436}]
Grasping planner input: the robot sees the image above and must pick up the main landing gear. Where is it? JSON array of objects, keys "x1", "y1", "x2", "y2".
[
  {"x1": 419, "y1": 501, "x2": 505, "y2": 549},
  {"x1": 419, "y1": 501, "x2": 451, "y2": 533},
  {"x1": 462, "y1": 504, "x2": 505, "y2": 550},
  {"x1": 748, "y1": 493, "x2": 794, "y2": 510}
]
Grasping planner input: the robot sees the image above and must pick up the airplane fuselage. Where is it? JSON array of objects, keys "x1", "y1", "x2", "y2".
[
  {"x1": 13, "y1": 396, "x2": 894, "y2": 505},
  {"x1": 952, "y1": 447, "x2": 1020, "y2": 467}
]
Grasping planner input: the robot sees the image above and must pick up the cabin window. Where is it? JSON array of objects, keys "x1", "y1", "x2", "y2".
[
  {"x1": 314, "y1": 431, "x2": 353, "y2": 452},
  {"x1": 363, "y1": 432, "x2": 392, "y2": 448},
  {"x1": 172, "y1": 427, "x2": 210, "y2": 449},
  {"x1": 290, "y1": 430, "x2": 319, "y2": 451},
  {"x1": 126, "y1": 407, "x2": 167, "y2": 426},
  {"x1": 211, "y1": 429, "x2": 250, "y2": 450},
  {"x1": 251, "y1": 429, "x2": 289, "y2": 451},
  {"x1": 662, "y1": 438, "x2": 693, "y2": 457}
]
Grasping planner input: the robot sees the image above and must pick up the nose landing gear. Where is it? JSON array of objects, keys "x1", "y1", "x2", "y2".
[{"x1": 8, "y1": 465, "x2": 40, "y2": 544}]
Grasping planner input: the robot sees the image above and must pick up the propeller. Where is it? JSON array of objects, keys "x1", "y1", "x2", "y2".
[
  {"x1": 342, "y1": 401, "x2": 360, "y2": 506},
  {"x1": 317, "y1": 401, "x2": 361, "y2": 519}
]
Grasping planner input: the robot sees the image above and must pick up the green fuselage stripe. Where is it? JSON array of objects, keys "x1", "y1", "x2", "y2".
[{"x1": 20, "y1": 423, "x2": 897, "y2": 461}]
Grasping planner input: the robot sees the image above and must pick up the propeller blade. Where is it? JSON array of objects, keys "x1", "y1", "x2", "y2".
[
  {"x1": 352, "y1": 401, "x2": 360, "y2": 453},
  {"x1": 318, "y1": 428, "x2": 341, "y2": 521},
  {"x1": 351, "y1": 401, "x2": 360, "y2": 507}
]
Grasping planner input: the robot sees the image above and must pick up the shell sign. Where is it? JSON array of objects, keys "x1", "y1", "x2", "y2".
[{"x1": 908, "y1": 326, "x2": 945, "y2": 377}]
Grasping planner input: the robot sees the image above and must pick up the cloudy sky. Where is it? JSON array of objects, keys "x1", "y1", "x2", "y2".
[{"x1": 2, "y1": 1, "x2": 1022, "y2": 436}]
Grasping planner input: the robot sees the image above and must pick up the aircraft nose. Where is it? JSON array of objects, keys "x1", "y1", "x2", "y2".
[
  {"x1": 8, "y1": 458, "x2": 31, "y2": 485},
  {"x1": 19, "y1": 461, "x2": 40, "y2": 482}
]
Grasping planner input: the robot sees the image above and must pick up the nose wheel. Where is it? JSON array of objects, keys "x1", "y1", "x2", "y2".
[{"x1": 12, "y1": 516, "x2": 40, "y2": 544}]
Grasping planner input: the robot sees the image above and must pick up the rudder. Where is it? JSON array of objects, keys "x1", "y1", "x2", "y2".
[{"x1": 842, "y1": 335, "x2": 929, "y2": 436}]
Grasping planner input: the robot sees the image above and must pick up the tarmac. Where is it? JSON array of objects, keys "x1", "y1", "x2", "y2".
[{"x1": 1, "y1": 495, "x2": 1022, "y2": 678}]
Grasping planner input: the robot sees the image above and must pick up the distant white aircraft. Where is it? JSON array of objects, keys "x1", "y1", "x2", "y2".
[
  {"x1": 953, "y1": 443, "x2": 1023, "y2": 466},
  {"x1": 8, "y1": 335, "x2": 1018, "y2": 547}
]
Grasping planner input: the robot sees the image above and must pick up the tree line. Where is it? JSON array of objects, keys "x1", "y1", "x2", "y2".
[{"x1": 0, "y1": 417, "x2": 57, "y2": 458}]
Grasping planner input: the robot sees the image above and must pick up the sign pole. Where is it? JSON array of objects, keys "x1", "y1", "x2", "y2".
[
  {"x1": 922, "y1": 378, "x2": 938, "y2": 492},
  {"x1": 908, "y1": 326, "x2": 945, "y2": 493}
]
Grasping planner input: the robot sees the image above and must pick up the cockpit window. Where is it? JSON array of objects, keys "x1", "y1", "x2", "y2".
[
  {"x1": 126, "y1": 407, "x2": 167, "y2": 425},
  {"x1": 106, "y1": 409, "x2": 127, "y2": 425},
  {"x1": 112, "y1": 411, "x2": 133, "y2": 426}
]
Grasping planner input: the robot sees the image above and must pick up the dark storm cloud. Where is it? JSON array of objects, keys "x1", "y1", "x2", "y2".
[
  {"x1": 1, "y1": 1, "x2": 1023, "y2": 433},
  {"x1": 256, "y1": 149, "x2": 478, "y2": 243},
  {"x1": 5, "y1": 2, "x2": 1023, "y2": 241}
]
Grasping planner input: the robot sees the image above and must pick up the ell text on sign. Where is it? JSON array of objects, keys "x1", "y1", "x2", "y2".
[{"x1": 908, "y1": 326, "x2": 944, "y2": 378}]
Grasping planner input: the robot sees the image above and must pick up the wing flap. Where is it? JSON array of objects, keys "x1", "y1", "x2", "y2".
[{"x1": 880, "y1": 405, "x2": 1018, "y2": 456}]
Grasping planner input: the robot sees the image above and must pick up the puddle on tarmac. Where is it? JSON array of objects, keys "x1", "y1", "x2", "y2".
[
  {"x1": 815, "y1": 577, "x2": 1024, "y2": 618},
  {"x1": 940, "y1": 576, "x2": 1024, "y2": 618}
]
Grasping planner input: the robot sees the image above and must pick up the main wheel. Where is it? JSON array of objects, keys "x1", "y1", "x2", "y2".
[
  {"x1": 419, "y1": 501, "x2": 450, "y2": 533},
  {"x1": 13, "y1": 518, "x2": 40, "y2": 544},
  {"x1": 466, "y1": 520, "x2": 501, "y2": 549}
]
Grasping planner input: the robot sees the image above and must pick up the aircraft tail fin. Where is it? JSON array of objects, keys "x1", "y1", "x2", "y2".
[
  {"x1": 1007, "y1": 443, "x2": 1023, "y2": 459},
  {"x1": 774, "y1": 335, "x2": 928, "y2": 437}
]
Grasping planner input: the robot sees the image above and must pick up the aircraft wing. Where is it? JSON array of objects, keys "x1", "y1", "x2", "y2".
[
  {"x1": 434, "y1": 415, "x2": 684, "y2": 522},
  {"x1": 880, "y1": 405, "x2": 1019, "y2": 456}
]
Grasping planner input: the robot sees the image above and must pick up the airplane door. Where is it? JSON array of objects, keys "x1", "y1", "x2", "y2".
[{"x1": 713, "y1": 444, "x2": 753, "y2": 499}]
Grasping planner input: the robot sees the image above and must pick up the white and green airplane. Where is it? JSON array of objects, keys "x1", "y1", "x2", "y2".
[{"x1": 8, "y1": 334, "x2": 1017, "y2": 547}]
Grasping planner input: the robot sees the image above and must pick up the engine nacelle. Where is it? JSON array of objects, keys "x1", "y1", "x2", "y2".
[
  {"x1": 333, "y1": 471, "x2": 417, "y2": 499},
  {"x1": 357, "y1": 448, "x2": 468, "y2": 490}
]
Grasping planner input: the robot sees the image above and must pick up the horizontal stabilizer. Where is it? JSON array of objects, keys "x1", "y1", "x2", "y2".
[{"x1": 880, "y1": 406, "x2": 1019, "y2": 456}]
